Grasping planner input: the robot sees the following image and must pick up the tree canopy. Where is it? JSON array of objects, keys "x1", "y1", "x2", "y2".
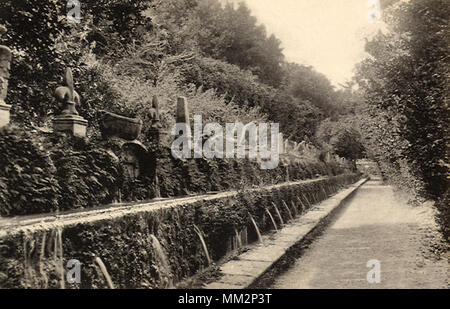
[{"x1": 356, "y1": 0, "x2": 448, "y2": 200}]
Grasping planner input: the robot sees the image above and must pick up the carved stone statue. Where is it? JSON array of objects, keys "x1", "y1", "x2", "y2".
[
  {"x1": 53, "y1": 68, "x2": 88, "y2": 137},
  {"x1": 148, "y1": 95, "x2": 162, "y2": 129},
  {"x1": 55, "y1": 68, "x2": 81, "y2": 115}
]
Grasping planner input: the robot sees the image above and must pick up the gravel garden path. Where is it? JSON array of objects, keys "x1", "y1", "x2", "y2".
[{"x1": 272, "y1": 179, "x2": 449, "y2": 289}]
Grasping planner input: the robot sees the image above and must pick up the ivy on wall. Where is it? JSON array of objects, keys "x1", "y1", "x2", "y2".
[{"x1": 0, "y1": 125, "x2": 351, "y2": 217}]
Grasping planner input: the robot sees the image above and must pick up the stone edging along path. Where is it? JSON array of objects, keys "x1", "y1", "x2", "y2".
[{"x1": 204, "y1": 178, "x2": 368, "y2": 289}]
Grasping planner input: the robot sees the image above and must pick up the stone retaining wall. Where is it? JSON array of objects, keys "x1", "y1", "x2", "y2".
[{"x1": 0, "y1": 173, "x2": 361, "y2": 288}]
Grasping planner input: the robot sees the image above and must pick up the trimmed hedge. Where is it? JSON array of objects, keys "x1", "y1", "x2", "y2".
[
  {"x1": 0, "y1": 126, "x2": 124, "y2": 216},
  {"x1": 0, "y1": 173, "x2": 361, "y2": 288},
  {"x1": 0, "y1": 126, "x2": 351, "y2": 217},
  {"x1": 0, "y1": 126, "x2": 60, "y2": 215}
]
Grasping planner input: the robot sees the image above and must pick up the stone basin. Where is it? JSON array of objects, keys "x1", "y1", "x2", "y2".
[{"x1": 99, "y1": 110, "x2": 143, "y2": 141}]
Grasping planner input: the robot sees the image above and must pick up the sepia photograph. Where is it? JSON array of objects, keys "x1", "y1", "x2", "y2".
[{"x1": 0, "y1": 0, "x2": 448, "y2": 300}]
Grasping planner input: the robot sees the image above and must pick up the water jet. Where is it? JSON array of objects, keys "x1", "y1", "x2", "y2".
[
  {"x1": 271, "y1": 202, "x2": 284, "y2": 225},
  {"x1": 94, "y1": 256, "x2": 115, "y2": 289},
  {"x1": 265, "y1": 208, "x2": 278, "y2": 231},
  {"x1": 193, "y1": 224, "x2": 211, "y2": 266},
  {"x1": 248, "y1": 213, "x2": 263, "y2": 244},
  {"x1": 281, "y1": 200, "x2": 294, "y2": 221}
]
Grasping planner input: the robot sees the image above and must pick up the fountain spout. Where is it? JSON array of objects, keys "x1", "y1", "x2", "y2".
[
  {"x1": 296, "y1": 196, "x2": 305, "y2": 213},
  {"x1": 271, "y1": 202, "x2": 285, "y2": 225},
  {"x1": 281, "y1": 200, "x2": 294, "y2": 221},
  {"x1": 234, "y1": 227, "x2": 242, "y2": 249},
  {"x1": 248, "y1": 213, "x2": 263, "y2": 244},
  {"x1": 94, "y1": 256, "x2": 115, "y2": 289},
  {"x1": 302, "y1": 193, "x2": 311, "y2": 208},
  {"x1": 290, "y1": 200, "x2": 299, "y2": 217},
  {"x1": 149, "y1": 234, "x2": 172, "y2": 288},
  {"x1": 193, "y1": 224, "x2": 211, "y2": 266},
  {"x1": 265, "y1": 208, "x2": 278, "y2": 231}
]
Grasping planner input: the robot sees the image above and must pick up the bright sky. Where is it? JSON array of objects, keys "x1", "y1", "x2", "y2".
[{"x1": 223, "y1": 0, "x2": 386, "y2": 87}]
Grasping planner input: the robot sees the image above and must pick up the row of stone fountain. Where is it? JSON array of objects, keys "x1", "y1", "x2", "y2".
[
  {"x1": 0, "y1": 25, "x2": 345, "y2": 172},
  {"x1": 0, "y1": 25, "x2": 160, "y2": 183},
  {"x1": 0, "y1": 25, "x2": 156, "y2": 140},
  {"x1": 0, "y1": 22, "x2": 286, "y2": 154}
]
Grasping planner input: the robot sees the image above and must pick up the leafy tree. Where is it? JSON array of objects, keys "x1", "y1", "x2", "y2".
[
  {"x1": 355, "y1": 0, "x2": 450, "y2": 243},
  {"x1": 160, "y1": 0, "x2": 285, "y2": 87},
  {"x1": 356, "y1": 0, "x2": 448, "y2": 200},
  {"x1": 215, "y1": 2, "x2": 285, "y2": 87},
  {"x1": 0, "y1": 0, "x2": 69, "y2": 123},
  {"x1": 0, "y1": 0, "x2": 153, "y2": 125},
  {"x1": 282, "y1": 62, "x2": 338, "y2": 116},
  {"x1": 146, "y1": 0, "x2": 338, "y2": 141},
  {"x1": 316, "y1": 117, "x2": 365, "y2": 161},
  {"x1": 0, "y1": 0, "x2": 343, "y2": 148}
]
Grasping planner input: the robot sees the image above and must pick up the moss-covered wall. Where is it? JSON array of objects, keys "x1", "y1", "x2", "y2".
[
  {"x1": 0, "y1": 173, "x2": 360, "y2": 289},
  {"x1": 0, "y1": 125, "x2": 351, "y2": 217}
]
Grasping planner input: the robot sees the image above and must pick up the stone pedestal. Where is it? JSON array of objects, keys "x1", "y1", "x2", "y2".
[
  {"x1": 53, "y1": 115, "x2": 88, "y2": 137},
  {"x1": 0, "y1": 102, "x2": 11, "y2": 127},
  {"x1": 53, "y1": 68, "x2": 88, "y2": 137},
  {"x1": 0, "y1": 45, "x2": 12, "y2": 128},
  {"x1": 147, "y1": 128, "x2": 162, "y2": 153},
  {"x1": 175, "y1": 97, "x2": 192, "y2": 150}
]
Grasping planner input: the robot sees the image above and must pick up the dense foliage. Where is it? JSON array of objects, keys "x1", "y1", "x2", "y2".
[
  {"x1": 0, "y1": 0, "x2": 152, "y2": 125},
  {"x1": 316, "y1": 117, "x2": 365, "y2": 161},
  {"x1": 0, "y1": 0, "x2": 362, "y2": 219},
  {"x1": 150, "y1": 0, "x2": 285, "y2": 87},
  {"x1": 355, "y1": 0, "x2": 449, "y2": 238},
  {"x1": 0, "y1": 126, "x2": 60, "y2": 215},
  {"x1": 0, "y1": 0, "x2": 348, "y2": 144},
  {"x1": 0, "y1": 124, "x2": 351, "y2": 217},
  {"x1": 145, "y1": 0, "x2": 346, "y2": 142}
]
